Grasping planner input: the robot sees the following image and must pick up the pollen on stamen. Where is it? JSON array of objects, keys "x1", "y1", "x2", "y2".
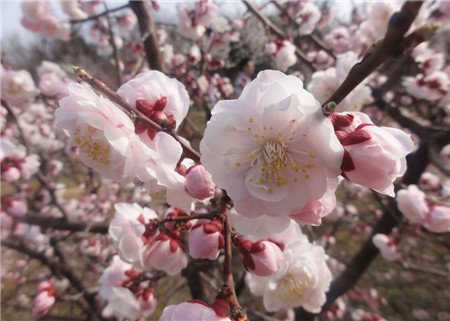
[
  {"x1": 263, "y1": 125, "x2": 267, "y2": 131},
  {"x1": 290, "y1": 119, "x2": 295, "y2": 123},
  {"x1": 235, "y1": 162, "x2": 241, "y2": 167},
  {"x1": 268, "y1": 189, "x2": 273, "y2": 194},
  {"x1": 249, "y1": 117, "x2": 254, "y2": 123},
  {"x1": 304, "y1": 174, "x2": 310, "y2": 179},
  {"x1": 308, "y1": 152, "x2": 316, "y2": 159},
  {"x1": 249, "y1": 178, "x2": 253, "y2": 182},
  {"x1": 249, "y1": 154, "x2": 256, "y2": 159},
  {"x1": 254, "y1": 134, "x2": 259, "y2": 139},
  {"x1": 293, "y1": 177, "x2": 298, "y2": 183}
]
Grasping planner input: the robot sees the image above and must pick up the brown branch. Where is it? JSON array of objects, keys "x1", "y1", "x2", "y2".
[
  {"x1": 11, "y1": 215, "x2": 109, "y2": 234},
  {"x1": 70, "y1": 4, "x2": 129, "y2": 24},
  {"x1": 242, "y1": 0, "x2": 315, "y2": 72},
  {"x1": 128, "y1": 1, "x2": 164, "y2": 71},
  {"x1": 103, "y1": 2, "x2": 122, "y2": 87},
  {"x1": 400, "y1": 262, "x2": 450, "y2": 279},
  {"x1": 72, "y1": 67, "x2": 201, "y2": 162},
  {"x1": 322, "y1": 1, "x2": 425, "y2": 115},
  {"x1": 1, "y1": 99, "x2": 31, "y2": 153},
  {"x1": 1, "y1": 239, "x2": 106, "y2": 320}
]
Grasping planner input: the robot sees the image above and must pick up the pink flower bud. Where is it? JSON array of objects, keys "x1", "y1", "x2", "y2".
[
  {"x1": 239, "y1": 240, "x2": 283, "y2": 276},
  {"x1": 160, "y1": 300, "x2": 232, "y2": 321},
  {"x1": 264, "y1": 42, "x2": 277, "y2": 55},
  {"x1": 137, "y1": 288, "x2": 157, "y2": 316},
  {"x1": 185, "y1": 165, "x2": 216, "y2": 200},
  {"x1": 2, "y1": 167, "x2": 20, "y2": 182},
  {"x1": 424, "y1": 205, "x2": 450, "y2": 233},
  {"x1": 372, "y1": 234, "x2": 401, "y2": 261},
  {"x1": 2, "y1": 198, "x2": 27, "y2": 216},
  {"x1": 330, "y1": 112, "x2": 414, "y2": 197},
  {"x1": 141, "y1": 233, "x2": 187, "y2": 276},
  {"x1": 396, "y1": 185, "x2": 428, "y2": 224},
  {"x1": 37, "y1": 280, "x2": 54, "y2": 293},
  {"x1": 31, "y1": 291, "x2": 55, "y2": 318},
  {"x1": 189, "y1": 221, "x2": 224, "y2": 260}
]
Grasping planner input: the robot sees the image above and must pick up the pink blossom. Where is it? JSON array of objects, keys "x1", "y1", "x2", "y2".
[
  {"x1": 1, "y1": 69, "x2": 38, "y2": 108},
  {"x1": 372, "y1": 234, "x2": 401, "y2": 261},
  {"x1": 239, "y1": 239, "x2": 283, "y2": 276},
  {"x1": 274, "y1": 41, "x2": 297, "y2": 71},
  {"x1": 19, "y1": 154, "x2": 41, "y2": 179},
  {"x1": 297, "y1": 2, "x2": 321, "y2": 35},
  {"x1": 109, "y1": 203, "x2": 159, "y2": 265},
  {"x1": 403, "y1": 71, "x2": 448, "y2": 101},
  {"x1": 2, "y1": 198, "x2": 28, "y2": 216},
  {"x1": 137, "y1": 288, "x2": 157, "y2": 317},
  {"x1": 264, "y1": 42, "x2": 277, "y2": 56},
  {"x1": 31, "y1": 291, "x2": 55, "y2": 318},
  {"x1": 21, "y1": 0, "x2": 51, "y2": 30},
  {"x1": 201, "y1": 70, "x2": 343, "y2": 220},
  {"x1": 2, "y1": 167, "x2": 21, "y2": 182},
  {"x1": 99, "y1": 256, "x2": 151, "y2": 320},
  {"x1": 160, "y1": 300, "x2": 232, "y2": 321},
  {"x1": 188, "y1": 220, "x2": 224, "y2": 260},
  {"x1": 185, "y1": 165, "x2": 216, "y2": 200},
  {"x1": 39, "y1": 16, "x2": 71, "y2": 41},
  {"x1": 39, "y1": 72, "x2": 67, "y2": 98},
  {"x1": 117, "y1": 71, "x2": 189, "y2": 132},
  {"x1": 247, "y1": 238, "x2": 331, "y2": 313},
  {"x1": 80, "y1": 0, "x2": 103, "y2": 16},
  {"x1": 424, "y1": 206, "x2": 450, "y2": 233},
  {"x1": 48, "y1": 159, "x2": 63, "y2": 176},
  {"x1": 61, "y1": 0, "x2": 88, "y2": 20},
  {"x1": 396, "y1": 185, "x2": 429, "y2": 224},
  {"x1": 330, "y1": 112, "x2": 414, "y2": 196},
  {"x1": 177, "y1": 4, "x2": 206, "y2": 40},
  {"x1": 116, "y1": 11, "x2": 137, "y2": 30},
  {"x1": 308, "y1": 52, "x2": 371, "y2": 112},
  {"x1": 412, "y1": 43, "x2": 445, "y2": 76},
  {"x1": 56, "y1": 83, "x2": 156, "y2": 185},
  {"x1": 324, "y1": 27, "x2": 350, "y2": 54},
  {"x1": 141, "y1": 232, "x2": 187, "y2": 275},
  {"x1": 232, "y1": 19, "x2": 244, "y2": 30}
]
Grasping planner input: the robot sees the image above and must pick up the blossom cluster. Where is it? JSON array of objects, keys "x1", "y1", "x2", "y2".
[{"x1": 4, "y1": 0, "x2": 450, "y2": 320}]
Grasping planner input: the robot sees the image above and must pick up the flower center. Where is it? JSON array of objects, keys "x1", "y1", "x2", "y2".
[
  {"x1": 245, "y1": 136, "x2": 315, "y2": 192},
  {"x1": 73, "y1": 127, "x2": 111, "y2": 165},
  {"x1": 275, "y1": 272, "x2": 310, "y2": 302}
]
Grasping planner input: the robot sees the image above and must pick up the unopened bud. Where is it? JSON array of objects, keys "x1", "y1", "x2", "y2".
[{"x1": 185, "y1": 165, "x2": 216, "y2": 200}]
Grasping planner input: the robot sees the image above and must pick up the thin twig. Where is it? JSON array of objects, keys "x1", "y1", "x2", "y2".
[
  {"x1": 103, "y1": 2, "x2": 122, "y2": 87},
  {"x1": 70, "y1": 4, "x2": 129, "y2": 24},
  {"x1": 322, "y1": 1, "x2": 425, "y2": 115}
]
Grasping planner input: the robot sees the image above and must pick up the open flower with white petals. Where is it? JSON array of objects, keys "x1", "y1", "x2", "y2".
[
  {"x1": 201, "y1": 70, "x2": 343, "y2": 220},
  {"x1": 246, "y1": 236, "x2": 331, "y2": 313},
  {"x1": 56, "y1": 83, "x2": 156, "y2": 185}
]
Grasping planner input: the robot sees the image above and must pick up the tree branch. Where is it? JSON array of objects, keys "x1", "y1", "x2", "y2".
[
  {"x1": 11, "y1": 215, "x2": 109, "y2": 234},
  {"x1": 2, "y1": 239, "x2": 106, "y2": 320},
  {"x1": 128, "y1": 1, "x2": 164, "y2": 71},
  {"x1": 322, "y1": 1, "x2": 424, "y2": 114}
]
